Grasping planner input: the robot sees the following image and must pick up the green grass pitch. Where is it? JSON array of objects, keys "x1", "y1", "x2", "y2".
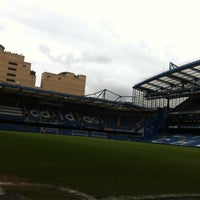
[{"x1": 0, "y1": 130, "x2": 200, "y2": 198}]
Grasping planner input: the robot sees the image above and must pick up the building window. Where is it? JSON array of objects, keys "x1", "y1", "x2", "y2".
[
  {"x1": 8, "y1": 67, "x2": 17, "y2": 71},
  {"x1": 8, "y1": 62, "x2": 18, "y2": 66},
  {"x1": 58, "y1": 77, "x2": 61, "y2": 80},
  {"x1": 30, "y1": 71, "x2": 36, "y2": 76},
  {"x1": 47, "y1": 75, "x2": 50, "y2": 78},
  {"x1": 6, "y1": 79, "x2": 15, "y2": 82},
  {"x1": 7, "y1": 73, "x2": 16, "y2": 77}
]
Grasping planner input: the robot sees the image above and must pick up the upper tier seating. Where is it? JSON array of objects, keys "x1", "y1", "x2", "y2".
[
  {"x1": 168, "y1": 95, "x2": 200, "y2": 131},
  {"x1": 0, "y1": 95, "x2": 159, "y2": 135},
  {"x1": 54, "y1": 109, "x2": 81, "y2": 127},
  {"x1": 120, "y1": 115, "x2": 137, "y2": 130},
  {"x1": 0, "y1": 105, "x2": 24, "y2": 122},
  {"x1": 173, "y1": 96, "x2": 200, "y2": 113},
  {"x1": 78, "y1": 111, "x2": 104, "y2": 129}
]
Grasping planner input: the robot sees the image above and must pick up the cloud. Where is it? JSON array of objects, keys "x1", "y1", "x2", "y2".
[
  {"x1": 39, "y1": 45, "x2": 50, "y2": 54},
  {"x1": 3, "y1": 0, "x2": 197, "y2": 97},
  {"x1": 0, "y1": 24, "x2": 3, "y2": 31},
  {"x1": 81, "y1": 53, "x2": 111, "y2": 64},
  {"x1": 39, "y1": 44, "x2": 111, "y2": 65},
  {"x1": 37, "y1": 38, "x2": 166, "y2": 96},
  {"x1": 1, "y1": 4, "x2": 107, "y2": 50}
]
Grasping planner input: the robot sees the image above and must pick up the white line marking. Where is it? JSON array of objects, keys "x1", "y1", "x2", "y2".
[
  {"x1": 100, "y1": 193, "x2": 200, "y2": 200},
  {"x1": 0, "y1": 182, "x2": 97, "y2": 200}
]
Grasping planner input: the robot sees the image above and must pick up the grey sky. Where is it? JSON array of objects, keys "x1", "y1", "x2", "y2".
[{"x1": 1, "y1": 0, "x2": 200, "y2": 96}]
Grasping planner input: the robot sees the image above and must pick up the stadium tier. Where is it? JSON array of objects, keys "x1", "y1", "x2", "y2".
[
  {"x1": 0, "y1": 82, "x2": 162, "y2": 138},
  {"x1": 132, "y1": 60, "x2": 200, "y2": 143},
  {"x1": 167, "y1": 94, "x2": 200, "y2": 133}
]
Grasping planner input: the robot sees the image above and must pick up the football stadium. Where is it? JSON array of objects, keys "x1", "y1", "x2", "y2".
[{"x1": 1, "y1": 44, "x2": 200, "y2": 199}]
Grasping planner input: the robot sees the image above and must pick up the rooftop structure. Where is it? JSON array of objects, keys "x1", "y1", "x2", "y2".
[{"x1": 132, "y1": 60, "x2": 200, "y2": 109}]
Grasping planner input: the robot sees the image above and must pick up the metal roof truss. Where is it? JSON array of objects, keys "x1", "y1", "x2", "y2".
[{"x1": 133, "y1": 60, "x2": 200, "y2": 99}]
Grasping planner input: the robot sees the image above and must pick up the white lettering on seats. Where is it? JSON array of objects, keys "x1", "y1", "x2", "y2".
[
  {"x1": 40, "y1": 111, "x2": 51, "y2": 119},
  {"x1": 83, "y1": 116, "x2": 99, "y2": 124},
  {"x1": 65, "y1": 112, "x2": 76, "y2": 122},
  {"x1": 30, "y1": 109, "x2": 38, "y2": 118}
]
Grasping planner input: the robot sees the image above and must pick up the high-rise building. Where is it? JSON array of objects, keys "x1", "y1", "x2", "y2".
[
  {"x1": 0, "y1": 44, "x2": 36, "y2": 87},
  {"x1": 41, "y1": 72, "x2": 86, "y2": 96}
]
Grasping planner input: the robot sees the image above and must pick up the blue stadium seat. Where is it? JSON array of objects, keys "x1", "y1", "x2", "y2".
[
  {"x1": 78, "y1": 111, "x2": 104, "y2": 129},
  {"x1": 0, "y1": 105, "x2": 24, "y2": 122}
]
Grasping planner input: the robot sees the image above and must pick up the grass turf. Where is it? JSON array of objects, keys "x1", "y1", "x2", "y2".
[{"x1": 0, "y1": 130, "x2": 200, "y2": 198}]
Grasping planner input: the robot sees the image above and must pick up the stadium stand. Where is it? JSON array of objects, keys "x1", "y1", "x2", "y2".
[
  {"x1": 1, "y1": 76, "x2": 200, "y2": 148},
  {"x1": 131, "y1": 60, "x2": 200, "y2": 147},
  {"x1": 0, "y1": 82, "x2": 159, "y2": 138}
]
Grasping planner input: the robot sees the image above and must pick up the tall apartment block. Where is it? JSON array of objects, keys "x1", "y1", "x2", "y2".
[
  {"x1": 0, "y1": 44, "x2": 36, "y2": 87},
  {"x1": 41, "y1": 72, "x2": 86, "y2": 96}
]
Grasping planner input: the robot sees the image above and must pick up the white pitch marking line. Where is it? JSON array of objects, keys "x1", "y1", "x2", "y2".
[{"x1": 0, "y1": 182, "x2": 97, "y2": 200}]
